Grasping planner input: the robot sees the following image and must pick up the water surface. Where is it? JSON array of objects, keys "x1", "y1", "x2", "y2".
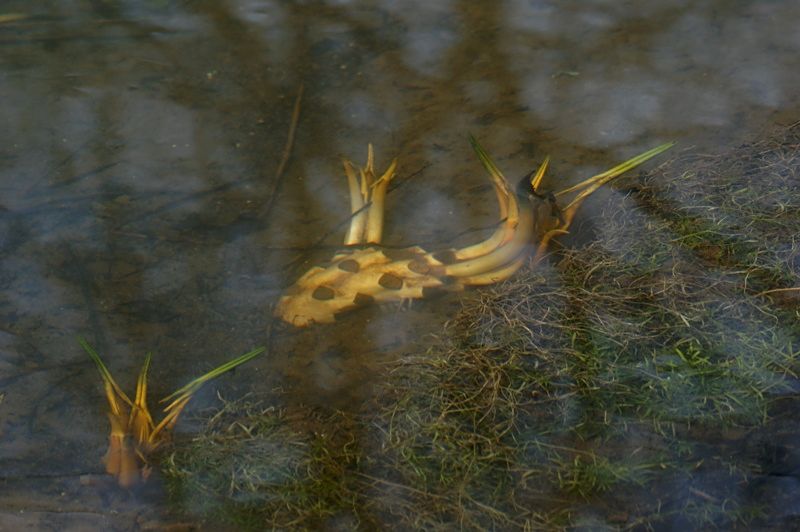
[{"x1": 1, "y1": 1, "x2": 799, "y2": 529}]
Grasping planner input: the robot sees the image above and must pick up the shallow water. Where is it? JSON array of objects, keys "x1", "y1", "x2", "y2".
[{"x1": 1, "y1": 1, "x2": 799, "y2": 529}]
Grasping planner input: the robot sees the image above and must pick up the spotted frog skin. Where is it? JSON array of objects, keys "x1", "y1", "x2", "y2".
[{"x1": 275, "y1": 137, "x2": 673, "y2": 327}]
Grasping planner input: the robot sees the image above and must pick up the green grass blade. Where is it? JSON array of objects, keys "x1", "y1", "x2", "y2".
[
  {"x1": 556, "y1": 142, "x2": 675, "y2": 198},
  {"x1": 78, "y1": 336, "x2": 133, "y2": 406},
  {"x1": 469, "y1": 134, "x2": 505, "y2": 179},
  {"x1": 595, "y1": 141, "x2": 675, "y2": 180},
  {"x1": 160, "y1": 346, "x2": 266, "y2": 408}
]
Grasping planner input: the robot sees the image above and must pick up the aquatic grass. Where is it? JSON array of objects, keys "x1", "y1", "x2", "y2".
[
  {"x1": 622, "y1": 125, "x2": 800, "y2": 294},
  {"x1": 556, "y1": 140, "x2": 676, "y2": 213},
  {"x1": 79, "y1": 337, "x2": 135, "y2": 409},
  {"x1": 81, "y1": 339, "x2": 266, "y2": 487},
  {"x1": 550, "y1": 453, "x2": 654, "y2": 498},
  {"x1": 159, "y1": 347, "x2": 267, "y2": 430},
  {"x1": 163, "y1": 396, "x2": 369, "y2": 530}
]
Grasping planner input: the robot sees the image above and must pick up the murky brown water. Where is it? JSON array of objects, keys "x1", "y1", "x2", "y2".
[{"x1": 1, "y1": 1, "x2": 799, "y2": 529}]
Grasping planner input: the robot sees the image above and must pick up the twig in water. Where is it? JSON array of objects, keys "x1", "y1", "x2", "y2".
[{"x1": 261, "y1": 83, "x2": 304, "y2": 221}]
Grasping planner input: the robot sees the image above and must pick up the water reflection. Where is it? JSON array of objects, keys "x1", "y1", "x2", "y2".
[{"x1": 1, "y1": 0, "x2": 799, "y2": 528}]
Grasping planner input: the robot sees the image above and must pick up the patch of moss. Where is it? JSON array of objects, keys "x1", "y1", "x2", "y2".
[{"x1": 162, "y1": 397, "x2": 367, "y2": 530}]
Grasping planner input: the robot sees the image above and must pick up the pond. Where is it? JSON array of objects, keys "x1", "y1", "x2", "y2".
[{"x1": 1, "y1": 1, "x2": 799, "y2": 530}]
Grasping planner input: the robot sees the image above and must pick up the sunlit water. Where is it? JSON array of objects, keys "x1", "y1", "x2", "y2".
[{"x1": 1, "y1": 1, "x2": 799, "y2": 529}]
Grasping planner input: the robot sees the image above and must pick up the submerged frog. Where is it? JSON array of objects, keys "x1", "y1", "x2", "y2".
[{"x1": 276, "y1": 137, "x2": 672, "y2": 327}]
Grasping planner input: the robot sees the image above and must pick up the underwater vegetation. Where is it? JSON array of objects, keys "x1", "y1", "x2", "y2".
[
  {"x1": 165, "y1": 123, "x2": 800, "y2": 529},
  {"x1": 80, "y1": 338, "x2": 264, "y2": 488},
  {"x1": 275, "y1": 137, "x2": 672, "y2": 327}
]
